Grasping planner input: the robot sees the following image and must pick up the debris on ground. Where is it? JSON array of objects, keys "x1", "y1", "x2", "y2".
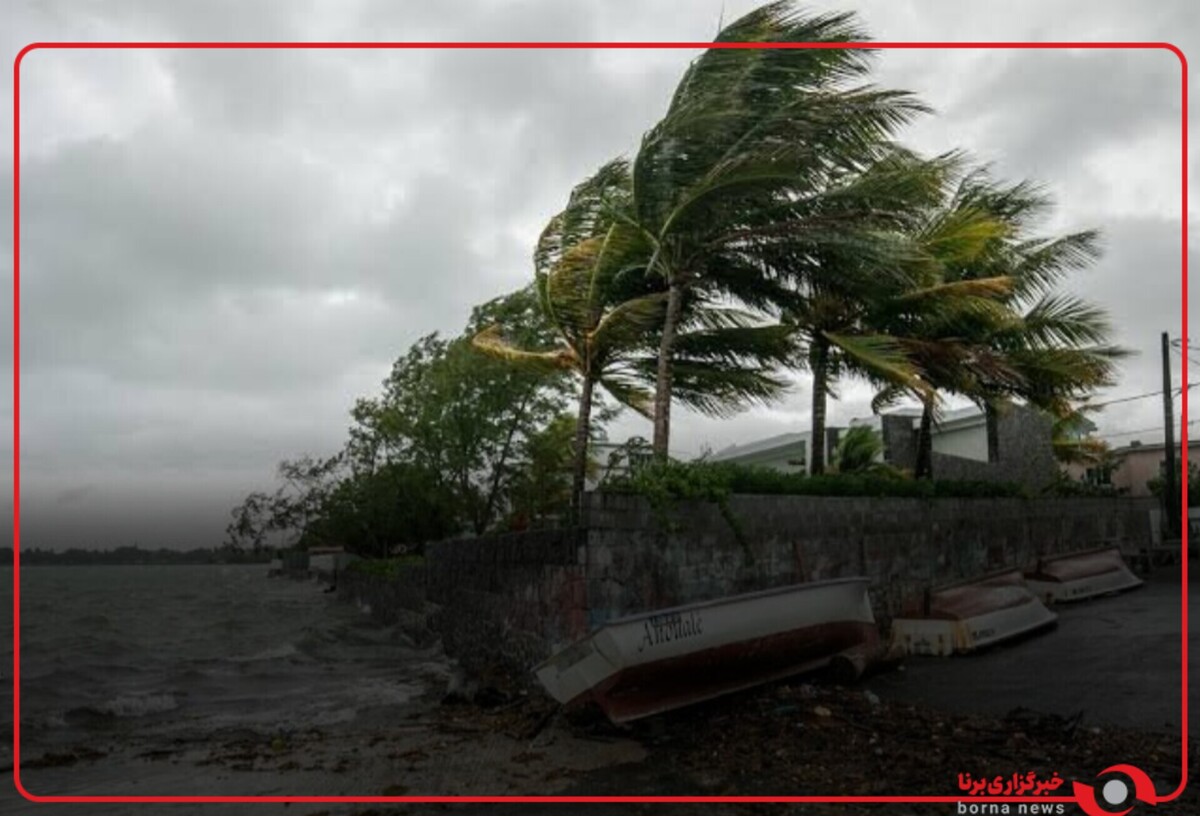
[{"x1": 429, "y1": 670, "x2": 1195, "y2": 814}]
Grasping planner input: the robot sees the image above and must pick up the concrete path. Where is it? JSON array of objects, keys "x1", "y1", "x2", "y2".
[{"x1": 869, "y1": 566, "x2": 1195, "y2": 733}]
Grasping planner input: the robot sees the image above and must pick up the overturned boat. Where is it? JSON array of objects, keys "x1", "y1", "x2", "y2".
[
  {"x1": 533, "y1": 577, "x2": 880, "y2": 723},
  {"x1": 890, "y1": 569, "x2": 1057, "y2": 657},
  {"x1": 1024, "y1": 546, "x2": 1143, "y2": 604}
]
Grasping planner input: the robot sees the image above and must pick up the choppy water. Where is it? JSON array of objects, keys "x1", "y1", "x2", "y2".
[{"x1": 1, "y1": 564, "x2": 446, "y2": 760}]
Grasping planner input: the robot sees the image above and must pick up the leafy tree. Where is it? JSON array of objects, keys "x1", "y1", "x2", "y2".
[
  {"x1": 303, "y1": 462, "x2": 458, "y2": 557},
  {"x1": 626, "y1": 2, "x2": 929, "y2": 457},
  {"x1": 224, "y1": 491, "x2": 272, "y2": 551},
  {"x1": 832, "y1": 425, "x2": 889, "y2": 475},
  {"x1": 224, "y1": 454, "x2": 343, "y2": 550},
  {"x1": 504, "y1": 414, "x2": 578, "y2": 529},
  {"x1": 475, "y1": 161, "x2": 794, "y2": 516},
  {"x1": 347, "y1": 287, "x2": 572, "y2": 535},
  {"x1": 1148, "y1": 459, "x2": 1199, "y2": 508}
]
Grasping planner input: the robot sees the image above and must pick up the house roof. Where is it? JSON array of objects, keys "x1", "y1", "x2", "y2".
[
  {"x1": 709, "y1": 431, "x2": 811, "y2": 462},
  {"x1": 1113, "y1": 439, "x2": 1200, "y2": 455},
  {"x1": 932, "y1": 404, "x2": 987, "y2": 430},
  {"x1": 706, "y1": 405, "x2": 991, "y2": 463}
]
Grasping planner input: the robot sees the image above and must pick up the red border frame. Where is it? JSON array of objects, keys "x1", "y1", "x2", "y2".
[{"x1": 10, "y1": 39, "x2": 1189, "y2": 807}]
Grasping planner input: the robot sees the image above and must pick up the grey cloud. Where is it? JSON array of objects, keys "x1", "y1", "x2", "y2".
[{"x1": 951, "y1": 48, "x2": 1182, "y2": 176}]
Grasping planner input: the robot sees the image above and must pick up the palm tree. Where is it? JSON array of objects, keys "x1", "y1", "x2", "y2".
[
  {"x1": 771, "y1": 149, "x2": 1012, "y2": 474},
  {"x1": 475, "y1": 161, "x2": 795, "y2": 517},
  {"x1": 474, "y1": 161, "x2": 660, "y2": 518},
  {"x1": 1049, "y1": 404, "x2": 1111, "y2": 467},
  {"x1": 626, "y1": 2, "x2": 931, "y2": 458},
  {"x1": 832, "y1": 425, "x2": 887, "y2": 474},
  {"x1": 870, "y1": 165, "x2": 1127, "y2": 477}
]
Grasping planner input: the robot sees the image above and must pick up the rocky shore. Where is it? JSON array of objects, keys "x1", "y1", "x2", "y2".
[{"x1": 12, "y1": 662, "x2": 1194, "y2": 816}]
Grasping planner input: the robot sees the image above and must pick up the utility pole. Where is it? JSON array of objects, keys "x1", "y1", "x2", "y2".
[{"x1": 1162, "y1": 332, "x2": 1180, "y2": 537}]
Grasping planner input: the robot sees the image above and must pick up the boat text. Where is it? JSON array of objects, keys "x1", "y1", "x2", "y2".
[{"x1": 637, "y1": 611, "x2": 703, "y2": 652}]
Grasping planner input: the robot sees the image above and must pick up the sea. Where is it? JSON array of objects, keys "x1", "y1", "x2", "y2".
[{"x1": 0, "y1": 564, "x2": 454, "y2": 813}]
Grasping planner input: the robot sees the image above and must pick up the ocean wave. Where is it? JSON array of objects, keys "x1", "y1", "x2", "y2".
[
  {"x1": 95, "y1": 692, "x2": 179, "y2": 718},
  {"x1": 69, "y1": 613, "x2": 113, "y2": 631},
  {"x1": 227, "y1": 643, "x2": 300, "y2": 663}
]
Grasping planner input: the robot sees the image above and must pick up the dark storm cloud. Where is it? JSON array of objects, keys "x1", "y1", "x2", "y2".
[{"x1": 2, "y1": 0, "x2": 1193, "y2": 548}]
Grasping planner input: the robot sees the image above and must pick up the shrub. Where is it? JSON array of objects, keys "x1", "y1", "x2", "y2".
[
  {"x1": 344, "y1": 555, "x2": 426, "y2": 579},
  {"x1": 603, "y1": 460, "x2": 1028, "y2": 501}
]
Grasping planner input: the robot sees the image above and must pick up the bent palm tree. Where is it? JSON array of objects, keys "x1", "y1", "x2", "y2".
[
  {"x1": 871, "y1": 164, "x2": 1127, "y2": 477},
  {"x1": 777, "y1": 150, "x2": 1007, "y2": 473},
  {"x1": 628, "y1": 2, "x2": 931, "y2": 457},
  {"x1": 475, "y1": 161, "x2": 794, "y2": 516}
]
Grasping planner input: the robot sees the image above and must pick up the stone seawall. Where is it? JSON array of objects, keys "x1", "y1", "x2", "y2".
[
  {"x1": 424, "y1": 528, "x2": 588, "y2": 675},
  {"x1": 337, "y1": 494, "x2": 1159, "y2": 679},
  {"x1": 582, "y1": 493, "x2": 1157, "y2": 629}
]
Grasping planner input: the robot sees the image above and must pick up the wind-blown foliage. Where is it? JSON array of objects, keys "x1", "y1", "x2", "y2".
[
  {"x1": 832, "y1": 425, "x2": 888, "y2": 474},
  {"x1": 475, "y1": 160, "x2": 795, "y2": 515},
  {"x1": 348, "y1": 289, "x2": 573, "y2": 535},
  {"x1": 876, "y1": 163, "x2": 1127, "y2": 476},
  {"x1": 627, "y1": 2, "x2": 932, "y2": 457}
]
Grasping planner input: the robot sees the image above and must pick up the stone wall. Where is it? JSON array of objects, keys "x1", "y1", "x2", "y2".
[
  {"x1": 335, "y1": 493, "x2": 1158, "y2": 678},
  {"x1": 338, "y1": 564, "x2": 428, "y2": 621},
  {"x1": 882, "y1": 405, "x2": 1060, "y2": 489},
  {"x1": 424, "y1": 529, "x2": 589, "y2": 675},
  {"x1": 580, "y1": 492, "x2": 1157, "y2": 630}
]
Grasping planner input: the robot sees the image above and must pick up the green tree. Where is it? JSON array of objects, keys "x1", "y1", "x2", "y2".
[
  {"x1": 832, "y1": 425, "x2": 888, "y2": 474},
  {"x1": 347, "y1": 288, "x2": 572, "y2": 536},
  {"x1": 475, "y1": 161, "x2": 794, "y2": 516},
  {"x1": 225, "y1": 454, "x2": 344, "y2": 550},
  {"x1": 504, "y1": 414, "x2": 578, "y2": 529},
  {"x1": 1148, "y1": 459, "x2": 1199, "y2": 508},
  {"x1": 1049, "y1": 405, "x2": 1110, "y2": 467},
  {"x1": 776, "y1": 150, "x2": 1004, "y2": 474},
  {"x1": 304, "y1": 462, "x2": 458, "y2": 557},
  {"x1": 877, "y1": 165, "x2": 1126, "y2": 477},
  {"x1": 626, "y1": 2, "x2": 930, "y2": 458}
]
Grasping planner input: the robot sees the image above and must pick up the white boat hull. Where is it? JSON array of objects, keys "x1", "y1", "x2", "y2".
[
  {"x1": 891, "y1": 570, "x2": 1057, "y2": 657},
  {"x1": 534, "y1": 577, "x2": 878, "y2": 722},
  {"x1": 1025, "y1": 547, "x2": 1143, "y2": 604}
]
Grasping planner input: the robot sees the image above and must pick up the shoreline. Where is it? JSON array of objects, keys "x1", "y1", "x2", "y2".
[{"x1": 14, "y1": 664, "x2": 1194, "y2": 805}]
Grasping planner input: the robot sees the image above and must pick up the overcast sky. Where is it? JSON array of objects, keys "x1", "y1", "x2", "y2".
[{"x1": 3, "y1": 0, "x2": 1194, "y2": 549}]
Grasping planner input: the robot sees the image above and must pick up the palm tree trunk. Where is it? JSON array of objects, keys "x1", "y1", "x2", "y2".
[
  {"x1": 985, "y1": 403, "x2": 1000, "y2": 463},
  {"x1": 570, "y1": 375, "x2": 596, "y2": 524},
  {"x1": 809, "y1": 336, "x2": 830, "y2": 475},
  {"x1": 652, "y1": 278, "x2": 685, "y2": 459},
  {"x1": 915, "y1": 399, "x2": 934, "y2": 479}
]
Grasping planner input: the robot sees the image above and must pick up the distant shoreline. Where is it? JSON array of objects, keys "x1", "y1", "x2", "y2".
[{"x1": 0, "y1": 548, "x2": 273, "y2": 567}]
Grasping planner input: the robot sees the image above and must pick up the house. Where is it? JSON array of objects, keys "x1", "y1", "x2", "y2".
[
  {"x1": 705, "y1": 429, "x2": 840, "y2": 474},
  {"x1": 1072, "y1": 438, "x2": 1200, "y2": 497},
  {"x1": 589, "y1": 439, "x2": 655, "y2": 488},
  {"x1": 708, "y1": 403, "x2": 1059, "y2": 489}
]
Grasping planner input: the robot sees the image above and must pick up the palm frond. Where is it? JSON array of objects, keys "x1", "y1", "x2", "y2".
[
  {"x1": 824, "y1": 331, "x2": 928, "y2": 396},
  {"x1": 598, "y1": 373, "x2": 655, "y2": 418},
  {"x1": 470, "y1": 325, "x2": 577, "y2": 373},
  {"x1": 590, "y1": 293, "x2": 669, "y2": 354}
]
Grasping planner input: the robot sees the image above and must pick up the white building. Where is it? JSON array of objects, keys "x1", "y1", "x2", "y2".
[
  {"x1": 848, "y1": 405, "x2": 992, "y2": 464},
  {"x1": 707, "y1": 404, "x2": 1044, "y2": 479},
  {"x1": 706, "y1": 430, "x2": 836, "y2": 473}
]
